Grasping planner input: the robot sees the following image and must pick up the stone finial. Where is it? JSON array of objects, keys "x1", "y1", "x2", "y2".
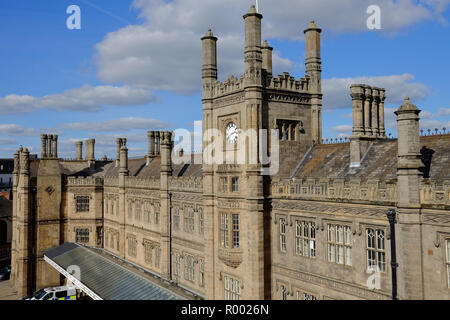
[{"x1": 395, "y1": 96, "x2": 420, "y2": 114}]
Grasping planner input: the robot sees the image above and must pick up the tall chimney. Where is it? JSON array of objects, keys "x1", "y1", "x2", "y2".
[
  {"x1": 51, "y1": 135, "x2": 58, "y2": 159},
  {"x1": 75, "y1": 141, "x2": 83, "y2": 160},
  {"x1": 262, "y1": 40, "x2": 273, "y2": 76},
  {"x1": 243, "y1": 5, "x2": 263, "y2": 87},
  {"x1": 85, "y1": 139, "x2": 95, "y2": 161},
  {"x1": 379, "y1": 89, "x2": 386, "y2": 137},
  {"x1": 119, "y1": 146, "x2": 129, "y2": 176},
  {"x1": 41, "y1": 134, "x2": 48, "y2": 159},
  {"x1": 304, "y1": 21, "x2": 323, "y2": 144},
  {"x1": 363, "y1": 86, "x2": 372, "y2": 136}
]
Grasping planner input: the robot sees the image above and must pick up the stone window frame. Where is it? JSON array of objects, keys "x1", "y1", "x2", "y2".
[
  {"x1": 365, "y1": 226, "x2": 386, "y2": 273},
  {"x1": 294, "y1": 219, "x2": 316, "y2": 259},
  {"x1": 144, "y1": 201, "x2": 152, "y2": 223},
  {"x1": 144, "y1": 240, "x2": 153, "y2": 265},
  {"x1": 220, "y1": 177, "x2": 228, "y2": 192},
  {"x1": 279, "y1": 217, "x2": 287, "y2": 253},
  {"x1": 127, "y1": 235, "x2": 137, "y2": 258},
  {"x1": 127, "y1": 199, "x2": 134, "y2": 221},
  {"x1": 224, "y1": 275, "x2": 242, "y2": 300},
  {"x1": 231, "y1": 177, "x2": 239, "y2": 192},
  {"x1": 155, "y1": 246, "x2": 161, "y2": 269},
  {"x1": 75, "y1": 228, "x2": 89, "y2": 243},
  {"x1": 445, "y1": 238, "x2": 450, "y2": 288},
  {"x1": 198, "y1": 207, "x2": 204, "y2": 235},
  {"x1": 173, "y1": 251, "x2": 181, "y2": 277},
  {"x1": 199, "y1": 258, "x2": 204, "y2": 287},
  {"x1": 135, "y1": 199, "x2": 142, "y2": 221},
  {"x1": 75, "y1": 195, "x2": 90, "y2": 213},
  {"x1": 327, "y1": 222, "x2": 353, "y2": 266},
  {"x1": 184, "y1": 253, "x2": 195, "y2": 283},
  {"x1": 220, "y1": 212, "x2": 240, "y2": 249},
  {"x1": 276, "y1": 119, "x2": 304, "y2": 142},
  {"x1": 174, "y1": 205, "x2": 180, "y2": 230},
  {"x1": 184, "y1": 205, "x2": 195, "y2": 233}
]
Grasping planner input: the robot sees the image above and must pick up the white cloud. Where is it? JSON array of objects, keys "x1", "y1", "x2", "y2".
[
  {"x1": 0, "y1": 124, "x2": 37, "y2": 136},
  {"x1": 94, "y1": 0, "x2": 448, "y2": 94},
  {"x1": 61, "y1": 117, "x2": 172, "y2": 132},
  {"x1": 0, "y1": 138, "x2": 18, "y2": 145},
  {"x1": 323, "y1": 74, "x2": 429, "y2": 110},
  {"x1": 0, "y1": 85, "x2": 157, "y2": 115},
  {"x1": 332, "y1": 125, "x2": 352, "y2": 133}
]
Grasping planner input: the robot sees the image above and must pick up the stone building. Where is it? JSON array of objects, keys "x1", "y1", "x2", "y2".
[{"x1": 10, "y1": 6, "x2": 450, "y2": 300}]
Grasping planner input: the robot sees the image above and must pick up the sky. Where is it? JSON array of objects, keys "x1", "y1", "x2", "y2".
[{"x1": 0, "y1": 0, "x2": 449, "y2": 159}]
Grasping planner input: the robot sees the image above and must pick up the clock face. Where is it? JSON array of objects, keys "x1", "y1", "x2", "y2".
[{"x1": 226, "y1": 122, "x2": 238, "y2": 145}]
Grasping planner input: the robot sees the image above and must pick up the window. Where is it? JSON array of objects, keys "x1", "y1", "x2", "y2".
[
  {"x1": 199, "y1": 208, "x2": 204, "y2": 235},
  {"x1": 220, "y1": 213, "x2": 229, "y2": 248},
  {"x1": 184, "y1": 206, "x2": 195, "y2": 233},
  {"x1": 185, "y1": 255, "x2": 195, "y2": 282},
  {"x1": 295, "y1": 220, "x2": 316, "y2": 258},
  {"x1": 290, "y1": 124, "x2": 296, "y2": 141},
  {"x1": 366, "y1": 228, "x2": 386, "y2": 272},
  {"x1": 155, "y1": 203, "x2": 160, "y2": 225},
  {"x1": 297, "y1": 291, "x2": 317, "y2": 300},
  {"x1": 76, "y1": 196, "x2": 89, "y2": 212},
  {"x1": 281, "y1": 285, "x2": 288, "y2": 300},
  {"x1": 328, "y1": 224, "x2": 352, "y2": 266},
  {"x1": 199, "y1": 259, "x2": 204, "y2": 287},
  {"x1": 174, "y1": 207, "x2": 180, "y2": 230},
  {"x1": 144, "y1": 202, "x2": 151, "y2": 223},
  {"x1": 135, "y1": 200, "x2": 142, "y2": 221},
  {"x1": 224, "y1": 276, "x2": 241, "y2": 300},
  {"x1": 220, "y1": 177, "x2": 228, "y2": 192},
  {"x1": 174, "y1": 252, "x2": 181, "y2": 277},
  {"x1": 280, "y1": 218, "x2": 286, "y2": 253},
  {"x1": 128, "y1": 236, "x2": 137, "y2": 257},
  {"x1": 128, "y1": 201, "x2": 133, "y2": 221},
  {"x1": 232, "y1": 214, "x2": 240, "y2": 248},
  {"x1": 75, "y1": 228, "x2": 89, "y2": 243},
  {"x1": 231, "y1": 177, "x2": 239, "y2": 192},
  {"x1": 155, "y1": 247, "x2": 161, "y2": 269},
  {"x1": 144, "y1": 242, "x2": 152, "y2": 265}
]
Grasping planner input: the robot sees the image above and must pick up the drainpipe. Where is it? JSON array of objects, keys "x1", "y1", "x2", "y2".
[
  {"x1": 169, "y1": 192, "x2": 173, "y2": 281},
  {"x1": 386, "y1": 208, "x2": 398, "y2": 300}
]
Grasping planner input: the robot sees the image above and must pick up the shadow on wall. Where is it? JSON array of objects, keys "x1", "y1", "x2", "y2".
[{"x1": 420, "y1": 146, "x2": 435, "y2": 179}]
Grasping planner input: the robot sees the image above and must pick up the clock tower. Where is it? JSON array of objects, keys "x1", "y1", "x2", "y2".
[{"x1": 202, "y1": 6, "x2": 321, "y2": 300}]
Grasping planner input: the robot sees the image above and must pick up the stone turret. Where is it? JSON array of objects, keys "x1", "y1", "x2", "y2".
[
  {"x1": 304, "y1": 21, "x2": 323, "y2": 144},
  {"x1": 119, "y1": 146, "x2": 129, "y2": 177},
  {"x1": 243, "y1": 5, "x2": 263, "y2": 88},
  {"x1": 394, "y1": 97, "x2": 425, "y2": 300}
]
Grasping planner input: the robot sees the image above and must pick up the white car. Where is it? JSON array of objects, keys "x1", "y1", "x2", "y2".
[{"x1": 27, "y1": 286, "x2": 77, "y2": 300}]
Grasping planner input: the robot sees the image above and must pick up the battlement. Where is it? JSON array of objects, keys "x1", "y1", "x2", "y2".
[
  {"x1": 271, "y1": 178, "x2": 450, "y2": 207},
  {"x1": 66, "y1": 176, "x2": 103, "y2": 187},
  {"x1": 126, "y1": 176, "x2": 160, "y2": 189},
  {"x1": 169, "y1": 176, "x2": 203, "y2": 192},
  {"x1": 211, "y1": 75, "x2": 244, "y2": 98},
  {"x1": 266, "y1": 72, "x2": 310, "y2": 93}
]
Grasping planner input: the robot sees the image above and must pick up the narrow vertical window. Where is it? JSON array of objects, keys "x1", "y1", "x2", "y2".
[
  {"x1": 295, "y1": 220, "x2": 316, "y2": 258},
  {"x1": 366, "y1": 228, "x2": 386, "y2": 272},
  {"x1": 155, "y1": 247, "x2": 161, "y2": 269},
  {"x1": 446, "y1": 239, "x2": 450, "y2": 288},
  {"x1": 199, "y1": 259, "x2": 204, "y2": 287},
  {"x1": 174, "y1": 252, "x2": 180, "y2": 276},
  {"x1": 135, "y1": 200, "x2": 141, "y2": 221},
  {"x1": 281, "y1": 285, "x2": 287, "y2": 300},
  {"x1": 280, "y1": 218, "x2": 286, "y2": 253},
  {"x1": 231, "y1": 177, "x2": 239, "y2": 192},
  {"x1": 221, "y1": 213, "x2": 229, "y2": 248},
  {"x1": 154, "y1": 203, "x2": 160, "y2": 225},
  {"x1": 128, "y1": 201, "x2": 133, "y2": 221},
  {"x1": 174, "y1": 207, "x2": 180, "y2": 230},
  {"x1": 144, "y1": 242, "x2": 152, "y2": 265},
  {"x1": 199, "y1": 208, "x2": 204, "y2": 235},
  {"x1": 232, "y1": 214, "x2": 240, "y2": 248}
]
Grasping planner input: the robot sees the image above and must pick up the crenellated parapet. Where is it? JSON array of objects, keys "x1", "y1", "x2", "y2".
[
  {"x1": 211, "y1": 75, "x2": 244, "y2": 98},
  {"x1": 271, "y1": 178, "x2": 450, "y2": 207},
  {"x1": 266, "y1": 72, "x2": 310, "y2": 93},
  {"x1": 126, "y1": 176, "x2": 161, "y2": 189},
  {"x1": 66, "y1": 176, "x2": 103, "y2": 187},
  {"x1": 168, "y1": 177, "x2": 203, "y2": 192}
]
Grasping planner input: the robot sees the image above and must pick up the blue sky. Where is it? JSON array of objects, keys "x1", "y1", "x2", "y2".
[{"x1": 0, "y1": 0, "x2": 449, "y2": 158}]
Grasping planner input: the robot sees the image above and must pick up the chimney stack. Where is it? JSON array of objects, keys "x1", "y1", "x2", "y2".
[
  {"x1": 75, "y1": 141, "x2": 83, "y2": 160},
  {"x1": 41, "y1": 134, "x2": 59, "y2": 159},
  {"x1": 85, "y1": 139, "x2": 95, "y2": 161},
  {"x1": 116, "y1": 138, "x2": 127, "y2": 167},
  {"x1": 262, "y1": 40, "x2": 273, "y2": 76}
]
